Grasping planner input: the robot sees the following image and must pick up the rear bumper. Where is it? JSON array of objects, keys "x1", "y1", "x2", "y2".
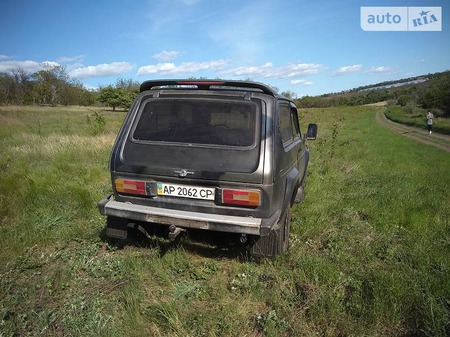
[{"x1": 98, "y1": 194, "x2": 273, "y2": 236}]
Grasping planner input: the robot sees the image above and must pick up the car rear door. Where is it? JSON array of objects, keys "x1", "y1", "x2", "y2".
[{"x1": 116, "y1": 92, "x2": 265, "y2": 184}]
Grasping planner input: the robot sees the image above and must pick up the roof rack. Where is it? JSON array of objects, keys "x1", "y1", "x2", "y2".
[{"x1": 139, "y1": 79, "x2": 278, "y2": 97}]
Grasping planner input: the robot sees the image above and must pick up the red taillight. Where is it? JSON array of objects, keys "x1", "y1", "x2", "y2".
[
  {"x1": 220, "y1": 188, "x2": 261, "y2": 207},
  {"x1": 115, "y1": 179, "x2": 147, "y2": 196}
]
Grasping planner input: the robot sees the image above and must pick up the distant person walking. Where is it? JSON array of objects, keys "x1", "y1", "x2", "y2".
[{"x1": 426, "y1": 111, "x2": 434, "y2": 134}]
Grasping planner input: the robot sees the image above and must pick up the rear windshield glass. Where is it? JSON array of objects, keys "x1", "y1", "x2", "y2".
[{"x1": 132, "y1": 99, "x2": 258, "y2": 147}]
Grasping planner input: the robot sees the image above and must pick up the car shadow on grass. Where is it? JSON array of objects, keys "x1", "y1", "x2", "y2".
[{"x1": 99, "y1": 223, "x2": 255, "y2": 261}]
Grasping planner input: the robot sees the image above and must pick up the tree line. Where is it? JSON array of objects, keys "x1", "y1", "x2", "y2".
[
  {"x1": 0, "y1": 64, "x2": 139, "y2": 110},
  {"x1": 0, "y1": 64, "x2": 94, "y2": 106}
]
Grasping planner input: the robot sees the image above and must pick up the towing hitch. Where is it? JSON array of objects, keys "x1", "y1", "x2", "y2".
[{"x1": 169, "y1": 225, "x2": 185, "y2": 241}]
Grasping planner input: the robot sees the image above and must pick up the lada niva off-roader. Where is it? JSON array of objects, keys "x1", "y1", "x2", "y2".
[{"x1": 98, "y1": 80, "x2": 317, "y2": 257}]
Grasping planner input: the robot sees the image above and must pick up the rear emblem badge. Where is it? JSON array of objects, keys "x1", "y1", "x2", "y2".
[{"x1": 174, "y1": 169, "x2": 194, "y2": 177}]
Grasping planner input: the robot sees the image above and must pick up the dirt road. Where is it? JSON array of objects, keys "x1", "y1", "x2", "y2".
[{"x1": 375, "y1": 109, "x2": 450, "y2": 153}]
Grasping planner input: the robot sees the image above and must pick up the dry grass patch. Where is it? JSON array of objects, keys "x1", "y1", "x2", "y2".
[{"x1": 11, "y1": 133, "x2": 116, "y2": 156}]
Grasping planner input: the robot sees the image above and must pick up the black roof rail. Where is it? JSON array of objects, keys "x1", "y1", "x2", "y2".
[{"x1": 139, "y1": 79, "x2": 279, "y2": 97}]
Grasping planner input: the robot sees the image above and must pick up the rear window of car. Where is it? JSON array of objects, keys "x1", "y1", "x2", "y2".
[{"x1": 132, "y1": 98, "x2": 258, "y2": 147}]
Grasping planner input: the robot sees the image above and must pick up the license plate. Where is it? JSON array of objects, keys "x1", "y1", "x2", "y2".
[{"x1": 157, "y1": 183, "x2": 215, "y2": 200}]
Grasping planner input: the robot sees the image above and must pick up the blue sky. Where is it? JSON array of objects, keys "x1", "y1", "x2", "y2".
[{"x1": 1, "y1": 0, "x2": 449, "y2": 97}]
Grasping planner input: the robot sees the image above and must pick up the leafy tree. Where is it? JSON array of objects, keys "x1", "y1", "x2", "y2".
[
  {"x1": 115, "y1": 78, "x2": 140, "y2": 93},
  {"x1": 60, "y1": 80, "x2": 96, "y2": 106},
  {"x1": 0, "y1": 72, "x2": 15, "y2": 104},
  {"x1": 0, "y1": 68, "x2": 33, "y2": 104},
  {"x1": 98, "y1": 86, "x2": 127, "y2": 111},
  {"x1": 397, "y1": 95, "x2": 411, "y2": 106},
  {"x1": 98, "y1": 79, "x2": 139, "y2": 110},
  {"x1": 115, "y1": 78, "x2": 139, "y2": 109},
  {"x1": 31, "y1": 64, "x2": 70, "y2": 105},
  {"x1": 10, "y1": 67, "x2": 33, "y2": 104}
]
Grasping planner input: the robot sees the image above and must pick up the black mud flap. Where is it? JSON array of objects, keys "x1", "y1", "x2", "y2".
[
  {"x1": 250, "y1": 229, "x2": 281, "y2": 258},
  {"x1": 250, "y1": 208, "x2": 290, "y2": 258},
  {"x1": 105, "y1": 216, "x2": 128, "y2": 240}
]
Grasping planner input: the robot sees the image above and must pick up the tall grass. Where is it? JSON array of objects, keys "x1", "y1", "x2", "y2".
[
  {"x1": 297, "y1": 106, "x2": 449, "y2": 335},
  {"x1": 0, "y1": 105, "x2": 449, "y2": 336}
]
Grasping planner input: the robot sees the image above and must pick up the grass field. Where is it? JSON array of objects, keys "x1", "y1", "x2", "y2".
[{"x1": 0, "y1": 105, "x2": 449, "y2": 337}]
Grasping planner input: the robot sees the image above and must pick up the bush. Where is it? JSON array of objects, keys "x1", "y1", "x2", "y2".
[
  {"x1": 397, "y1": 95, "x2": 411, "y2": 107},
  {"x1": 86, "y1": 111, "x2": 106, "y2": 135}
]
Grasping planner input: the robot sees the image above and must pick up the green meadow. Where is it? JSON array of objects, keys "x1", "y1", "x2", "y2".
[{"x1": 0, "y1": 105, "x2": 448, "y2": 336}]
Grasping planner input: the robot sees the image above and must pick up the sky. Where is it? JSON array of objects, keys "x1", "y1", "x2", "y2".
[{"x1": 1, "y1": 0, "x2": 449, "y2": 97}]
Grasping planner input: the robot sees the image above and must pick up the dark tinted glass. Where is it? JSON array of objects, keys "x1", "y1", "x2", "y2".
[{"x1": 133, "y1": 99, "x2": 257, "y2": 147}]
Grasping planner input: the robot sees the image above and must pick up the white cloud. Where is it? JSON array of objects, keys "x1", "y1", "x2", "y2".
[
  {"x1": 0, "y1": 56, "x2": 323, "y2": 88},
  {"x1": 69, "y1": 62, "x2": 133, "y2": 79},
  {"x1": 137, "y1": 59, "x2": 228, "y2": 76},
  {"x1": 332, "y1": 64, "x2": 362, "y2": 76},
  {"x1": 0, "y1": 54, "x2": 12, "y2": 60},
  {"x1": 223, "y1": 62, "x2": 274, "y2": 77},
  {"x1": 366, "y1": 66, "x2": 395, "y2": 75},
  {"x1": 137, "y1": 63, "x2": 175, "y2": 75},
  {"x1": 223, "y1": 62, "x2": 323, "y2": 79},
  {"x1": 153, "y1": 50, "x2": 180, "y2": 62},
  {"x1": 291, "y1": 79, "x2": 314, "y2": 86},
  {"x1": 0, "y1": 60, "x2": 41, "y2": 73},
  {"x1": 0, "y1": 59, "x2": 72, "y2": 74},
  {"x1": 56, "y1": 55, "x2": 85, "y2": 64},
  {"x1": 276, "y1": 63, "x2": 323, "y2": 78}
]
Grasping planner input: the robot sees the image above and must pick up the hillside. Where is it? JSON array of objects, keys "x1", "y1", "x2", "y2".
[{"x1": 296, "y1": 70, "x2": 450, "y2": 116}]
